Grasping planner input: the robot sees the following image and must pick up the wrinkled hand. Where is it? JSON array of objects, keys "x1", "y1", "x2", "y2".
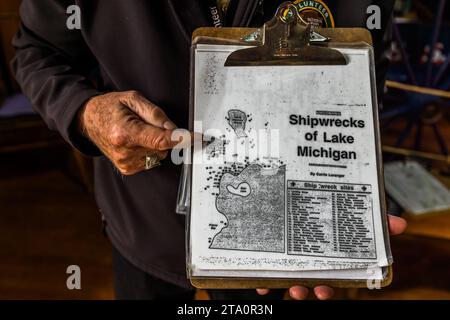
[
  {"x1": 78, "y1": 91, "x2": 187, "y2": 175},
  {"x1": 257, "y1": 215, "x2": 407, "y2": 300}
]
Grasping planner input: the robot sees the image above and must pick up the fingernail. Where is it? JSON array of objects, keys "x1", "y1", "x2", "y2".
[{"x1": 163, "y1": 121, "x2": 177, "y2": 130}]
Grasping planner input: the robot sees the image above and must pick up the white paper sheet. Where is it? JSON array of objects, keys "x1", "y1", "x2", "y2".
[{"x1": 189, "y1": 44, "x2": 390, "y2": 279}]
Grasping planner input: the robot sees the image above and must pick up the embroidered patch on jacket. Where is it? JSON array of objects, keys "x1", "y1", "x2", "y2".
[{"x1": 294, "y1": 0, "x2": 335, "y2": 28}]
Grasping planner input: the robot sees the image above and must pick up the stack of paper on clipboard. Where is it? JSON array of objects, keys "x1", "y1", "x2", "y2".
[{"x1": 180, "y1": 4, "x2": 393, "y2": 289}]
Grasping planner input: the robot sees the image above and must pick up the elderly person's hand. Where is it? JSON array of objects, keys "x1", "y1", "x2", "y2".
[
  {"x1": 78, "y1": 91, "x2": 188, "y2": 175},
  {"x1": 257, "y1": 214, "x2": 407, "y2": 300}
]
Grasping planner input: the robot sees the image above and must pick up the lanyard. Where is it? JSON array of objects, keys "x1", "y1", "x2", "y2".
[
  {"x1": 205, "y1": 0, "x2": 246, "y2": 27},
  {"x1": 206, "y1": 0, "x2": 229, "y2": 28},
  {"x1": 205, "y1": 0, "x2": 225, "y2": 27}
]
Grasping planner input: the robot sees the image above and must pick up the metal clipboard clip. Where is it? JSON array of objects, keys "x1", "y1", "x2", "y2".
[{"x1": 225, "y1": 2, "x2": 347, "y2": 67}]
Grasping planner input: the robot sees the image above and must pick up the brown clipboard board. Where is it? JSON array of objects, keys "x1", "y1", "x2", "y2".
[{"x1": 187, "y1": 2, "x2": 393, "y2": 289}]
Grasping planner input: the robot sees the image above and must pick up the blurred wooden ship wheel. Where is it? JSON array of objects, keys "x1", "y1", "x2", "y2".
[{"x1": 381, "y1": 0, "x2": 450, "y2": 165}]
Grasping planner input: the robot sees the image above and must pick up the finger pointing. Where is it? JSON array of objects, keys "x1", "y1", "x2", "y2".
[{"x1": 120, "y1": 91, "x2": 177, "y2": 129}]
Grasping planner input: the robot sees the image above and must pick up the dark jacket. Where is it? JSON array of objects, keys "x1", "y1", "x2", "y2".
[{"x1": 12, "y1": 0, "x2": 394, "y2": 288}]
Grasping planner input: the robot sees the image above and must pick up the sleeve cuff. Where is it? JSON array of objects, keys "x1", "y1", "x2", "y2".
[{"x1": 60, "y1": 88, "x2": 104, "y2": 157}]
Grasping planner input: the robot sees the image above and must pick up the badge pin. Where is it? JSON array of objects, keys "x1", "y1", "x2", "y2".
[{"x1": 294, "y1": 0, "x2": 335, "y2": 28}]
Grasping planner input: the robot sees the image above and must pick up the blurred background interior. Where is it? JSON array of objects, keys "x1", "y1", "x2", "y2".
[{"x1": 1, "y1": 0, "x2": 450, "y2": 300}]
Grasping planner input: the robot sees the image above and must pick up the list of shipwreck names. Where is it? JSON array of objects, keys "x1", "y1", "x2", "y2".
[{"x1": 287, "y1": 181, "x2": 376, "y2": 259}]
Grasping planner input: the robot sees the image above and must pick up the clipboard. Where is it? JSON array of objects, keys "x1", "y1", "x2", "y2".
[{"x1": 184, "y1": 2, "x2": 393, "y2": 289}]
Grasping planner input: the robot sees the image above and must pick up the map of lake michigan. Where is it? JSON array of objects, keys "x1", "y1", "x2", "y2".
[{"x1": 210, "y1": 164, "x2": 286, "y2": 253}]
